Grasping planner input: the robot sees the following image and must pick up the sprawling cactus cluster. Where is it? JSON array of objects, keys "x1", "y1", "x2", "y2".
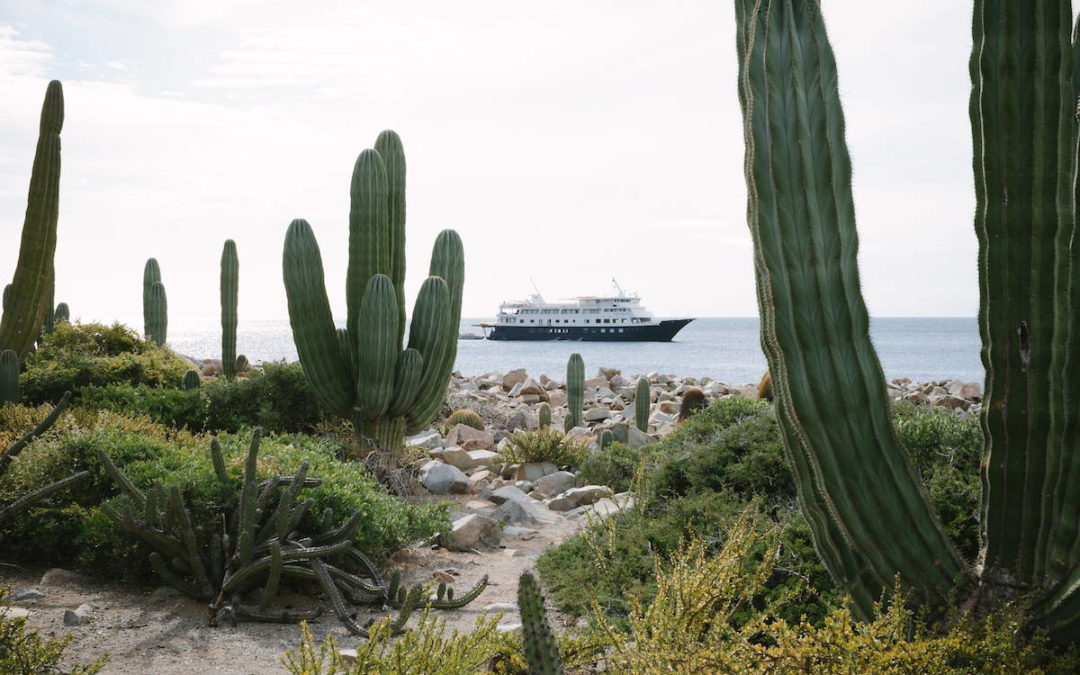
[
  {"x1": 283, "y1": 131, "x2": 464, "y2": 453},
  {"x1": 735, "y1": 0, "x2": 1080, "y2": 640},
  {"x1": 1, "y1": 81, "x2": 63, "y2": 358},
  {"x1": 96, "y1": 428, "x2": 485, "y2": 632},
  {"x1": 564, "y1": 353, "x2": 584, "y2": 431}
]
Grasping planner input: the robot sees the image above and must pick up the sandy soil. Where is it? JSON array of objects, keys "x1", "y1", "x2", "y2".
[{"x1": 0, "y1": 498, "x2": 582, "y2": 674}]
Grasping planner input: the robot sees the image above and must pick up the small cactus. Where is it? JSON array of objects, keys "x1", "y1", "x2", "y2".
[
  {"x1": 0, "y1": 350, "x2": 19, "y2": 404},
  {"x1": 679, "y1": 387, "x2": 707, "y2": 424},
  {"x1": 538, "y1": 402, "x2": 551, "y2": 430},
  {"x1": 182, "y1": 370, "x2": 200, "y2": 390},
  {"x1": 53, "y1": 302, "x2": 69, "y2": 325},
  {"x1": 446, "y1": 408, "x2": 484, "y2": 430},
  {"x1": 634, "y1": 377, "x2": 650, "y2": 433},
  {"x1": 598, "y1": 429, "x2": 613, "y2": 452},
  {"x1": 757, "y1": 371, "x2": 772, "y2": 401},
  {"x1": 566, "y1": 353, "x2": 584, "y2": 430},
  {"x1": 518, "y1": 571, "x2": 563, "y2": 675},
  {"x1": 234, "y1": 354, "x2": 249, "y2": 374}
]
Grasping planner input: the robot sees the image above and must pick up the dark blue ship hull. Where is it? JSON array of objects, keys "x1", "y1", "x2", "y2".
[{"x1": 485, "y1": 318, "x2": 693, "y2": 342}]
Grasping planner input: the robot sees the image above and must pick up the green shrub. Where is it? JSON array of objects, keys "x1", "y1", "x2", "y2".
[
  {"x1": 20, "y1": 322, "x2": 190, "y2": 404},
  {"x1": 577, "y1": 441, "x2": 646, "y2": 493},
  {"x1": 0, "y1": 587, "x2": 107, "y2": 674},
  {"x1": 79, "y1": 385, "x2": 207, "y2": 430},
  {"x1": 501, "y1": 428, "x2": 587, "y2": 467},
  {"x1": 0, "y1": 413, "x2": 449, "y2": 582}
]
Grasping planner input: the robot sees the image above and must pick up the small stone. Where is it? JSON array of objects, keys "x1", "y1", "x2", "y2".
[
  {"x1": 11, "y1": 589, "x2": 45, "y2": 602},
  {"x1": 447, "y1": 424, "x2": 496, "y2": 451},
  {"x1": 489, "y1": 485, "x2": 530, "y2": 505},
  {"x1": 433, "y1": 571, "x2": 455, "y2": 583},
  {"x1": 63, "y1": 603, "x2": 95, "y2": 626},
  {"x1": 467, "y1": 450, "x2": 502, "y2": 467},
  {"x1": 493, "y1": 498, "x2": 562, "y2": 525},
  {"x1": 436, "y1": 446, "x2": 482, "y2": 470}
]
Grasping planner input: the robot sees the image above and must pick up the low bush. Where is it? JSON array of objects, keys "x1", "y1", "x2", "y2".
[
  {"x1": 20, "y1": 323, "x2": 191, "y2": 404},
  {"x1": 501, "y1": 428, "x2": 587, "y2": 467},
  {"x1": 0, "y1": 409, "x2": 449, "y2": 582}
]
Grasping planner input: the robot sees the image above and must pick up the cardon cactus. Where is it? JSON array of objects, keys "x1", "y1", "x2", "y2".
[
  {"x1": 0, "y1": 81, "x2": 63, "y2": 358},
  {"x1": 283, "y1": 131, "x2": 464, "y2": 453},
  {"x1": 143, "y1": 259, "x2": 167, "y2": 345},
  {"x1": 538, "y1": 402, "x2": 552, "y2": 430},
  {"x1": 634, "y1": 377, "x2": 650, "y2": 433},
  {"x1": 518, "y1": 571, "x2": 563, "y2": 675},
  {"x1": 679, "y1": 387, "x2": 707, "y2": 424},
  {"x1": 564, "y1": 353, "x2": 584, "y2": 431},
  {"x1": 96, "y1": 429, "x2": 486, "y2": 632},
  {"x1": 0, "y1": 350, "x2": 19, "y2": 404},
  {"x1": 53, "y1": 302, "x2": 69, "y2": 325},
  {"x1": 220, "y1": 240, "x2": 242, "y2": 379},
  {"x1": 736, "y1": 0, "x2": 1080, "y2": 641},
  {"x1": 182, "y1": 369, "x2": 200, "y2": 390},
  {"x1": 446, "y1": 408, "x2": 484, "y2": 431}
]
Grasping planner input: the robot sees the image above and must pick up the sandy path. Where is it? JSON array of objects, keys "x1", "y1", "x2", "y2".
[{"x1": 0, "y1": 498, "x2": 582, "y2": 674}]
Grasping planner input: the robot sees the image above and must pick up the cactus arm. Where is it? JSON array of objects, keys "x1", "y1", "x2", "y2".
[
  {"x1": 95, "y1": 448, "x2": 146, "y2": 508},
  {"x1": 0, "y1": 81, "x2": 62, "y2": 357},
  {"x1": 0, "y1": 350, "x2": 19, "y2": 405},
  {"x1": 310, "y1": 558, "x2": 370, "y2": 636},
  {"x1": 221, "y1": 239, "x2": 239, "y2": 379},
  {"x1": 355, "y1": 274, "x2": 399, "y2": 420},
  {"x1": 283, "y1": 219, "x2": 354, "y2": 418},
  {"x1": 427, "y1": 574, "x2": 488, "y2": 610},
  {"x1": 142, "y1": 258, "x2": 161, "y2": 340},
  {"x1": 403, "y1": 277, "x2": 451, "y2": 434},
  {"x1": 0, "y1": 470, "x2": 89, "y2": 529},
  {"x1": 736, "y1": 0, "x2": 965, "y2": 614},
  {"x1": 386, "y1": 348, "x2": 423, "y2": 417},
  {"x1": 346, "y1": 149, "x2": 390, "y2": 356},
  {"x1": 167, "y1": 485, "x2": 213, "y2": 599},
  {"x1": 146, "y1": 280, "x2": 168, "y2": 345},
  {"x1": 236, "y1": 429, "x2": 262, "y2": 567},
  {"x1": 0, "y1": 391, "x2": 71, "y2": 475},
  {"x1": 375, "y1": 130, "x2": 408, "y2": 346},
  {"x1": 258, "y1": 541, "x2": 283, "y2": 611},
  {"x1": 634, "y1": 378, "x2": 649, "y2": 433}
]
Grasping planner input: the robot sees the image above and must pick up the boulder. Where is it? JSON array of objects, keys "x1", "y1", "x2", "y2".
[
  {"x1": 493, "y1": 498, "x2": 561, "y2": 525},
  {"x1": 548, "y1": 390, "x2": 568, "y2": 407},
  {"x1": 609, "y1": 422, "x2": 653, "y2": 450},
  {"x1": 433, "y1": 446, "x2": 482, "y2": 471},
  {"x1": 583, "y1": 406, "x2": 611, "y2": 422},
  {"x1": 503, "y1": 526, "x2": 539, "y2": 540},
  {"x1": 63, "y1": 603, "x2": 96, "y2": 626},
  {"x1": 513, "y1": 462, "x2": 558, "y2": 481},
  {"x1": 489, "y1": 485, "x2": 531, "y2": 505},
  {"x1": 534, "y1": 471, "x2": 576, "y2": 498},
  {"x1": 584, "y1": 376, "x2": 609, "y2": 389},
  {"x1": 447, "y1": 514, "x2": 500, "y2": 550},
  {"x1": 406, "y1": 430, "x2": 443, "y2": 450},
  {"x1": 419, "y1": 460, "x2": 470, "y2": 495},
  {"x1": 548, "y1": 485, "x2": 614, "y2": 512},
  {"x1": 518, "y1": 377, "x2": 548, "y2": 399},
  {"x1": 467, "y1": 449, "x2": 503, "y2": 467},
  {"x1": 446, "y1": 424, "x2": 495, "y2": 451},
  {"x1": 503, "y1": 369, "x2": 528, "y2": 390},
  {"x1": 506, "y1": 411, "x2": 529, "y2": 432},
  {"x1": 0, "y1": 607, "x2": 30, "y2": 620},
  {"x1": 567, "y1": 493, "x2": 635, "y2": 520}
]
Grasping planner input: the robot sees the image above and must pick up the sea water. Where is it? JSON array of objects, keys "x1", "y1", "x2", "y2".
[{"x1": 163, "y1": 317, "x2": 983, "y2": 385}]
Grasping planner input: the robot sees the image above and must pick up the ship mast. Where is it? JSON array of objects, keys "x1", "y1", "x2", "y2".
[{"x1": 612, "y1": 278, "x2": 625, "y2": 297}]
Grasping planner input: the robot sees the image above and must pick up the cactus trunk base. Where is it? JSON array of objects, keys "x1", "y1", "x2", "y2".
[{"x1": 354, "y1": 416, "x2": 405, "y2": 455}]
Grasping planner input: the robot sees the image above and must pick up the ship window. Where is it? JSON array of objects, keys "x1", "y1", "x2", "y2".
[{"x1": 619, "y1": 329, "x2": 624, "y2": 333}]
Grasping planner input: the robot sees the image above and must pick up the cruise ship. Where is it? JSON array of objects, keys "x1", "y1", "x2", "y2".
[{"x1": 478, "y1": 283, "x2": 693, "y2": 342}]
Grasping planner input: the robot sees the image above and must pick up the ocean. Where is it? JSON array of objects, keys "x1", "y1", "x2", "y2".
[{"x1": 164, "y1": 317, "x2": 984, "y2": 386}]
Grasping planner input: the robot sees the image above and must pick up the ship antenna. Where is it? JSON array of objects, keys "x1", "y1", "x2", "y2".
[
  {"x1": 530, "y1": 278, "x2": 544, "y2": 302},
  {"x1": 612, "y1": 278, "x2": 625, "y2": 297}
]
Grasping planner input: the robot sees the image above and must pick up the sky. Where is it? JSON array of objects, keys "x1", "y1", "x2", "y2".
[{"x1": 0, "y1": 0, "x2": 978, "y2": 325}]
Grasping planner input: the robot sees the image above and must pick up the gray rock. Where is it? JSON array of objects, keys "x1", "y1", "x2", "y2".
[
  {"x1": 435, "y1": 446, "x2": 482, "y2": 470},
  {"x1": 548, "y1": 485, "x2": 615, "y2": 512},
  {"x1": 0, "y1": 607, "x2": 30, "y2": 619},
  {"x1": 485, "y1": 602, "x2": 518, "y2": 612},
  {"x1": 506, "y1": 411, "x2": 529, "y2": 432},
  {"x1": 406, "y1": 430, "x2": 443, "y2": 450},
  {"x1": 503, "y1": 368, "x2": 528, "y2": 390},
  {"x1": 419, "y1": 460, "x2": 470, "y2": 495},
  {"x1": 497, "y1": 622, "x2": 524, "y2": 633},
  {"x1": 63, "y1": 603, "x2": 96, "y2": 626},
  {"x1": 503, "y1": 526, "x2": 539, "y2": 540},
  {"x1": 518, "y1": 377, "x2": 548, "y2": 399},
  {"x1": 447, "y1": 514, "x2": 501, "y2": 550},
  {"x1": 609, "y1": 422, "x2": 653, "y2": 449},
  {"x1": 489, "y1": 485, "x2": 530, "y2": 505},
  {"x1": 493, "y1": 498, "x2": 562, "y2": 525},
  {"x1": 467, "y1": 449, "x2": 502, "y2": 467},
  {"x1": 584, "y1": 406, "x2": 611, "y2": 422},
  {"x1": 513, "y1": 462, "x2": 558, "y2": 481},
  {"x1": 534, "y1": 471, "x2": 576, "y2": 497},
  {"x1": 40, "y1": 568, "x2": 81, "y2": 586},
  {"x1": 11, "y1": 589, "x2": 45, "y2": 602},
  {"x1": 567, "y1": 493, "x2": 636, "y2": 520},
  {"x1": 447, "y1": 424, "x2": 496, "y2": 451}
]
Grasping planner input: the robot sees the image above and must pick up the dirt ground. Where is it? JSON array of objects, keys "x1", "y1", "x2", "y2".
[{"x1": 0, "y1": 498, "x2": 582, "y2": 674}]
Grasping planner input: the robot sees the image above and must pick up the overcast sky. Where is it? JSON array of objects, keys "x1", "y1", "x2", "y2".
[{"x1": 0, "y1": 1, "x2": 979, "y2": 325}]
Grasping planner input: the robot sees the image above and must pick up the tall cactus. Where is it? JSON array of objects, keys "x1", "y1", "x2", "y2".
[
  {"x1": 283, "y1": 131, "x2": 464, "y2": 453},
  {"x1": 0, "y1": 350, "x2": 18, "y2": 404},
  {"x1": 518, "y1": 571, "x2": 563, "y2": 675},
  {"x1": 142, "y1": 259, "x2": 167, "y2": 345},
  {"x1": 634, "y1": 377, "x2": 650, "y2": 433},
  {"x1": 736, "y1": 0, "x2": 1080, "y2": 641},
  {"x1": 538, "y1": 402, "x2": 552, "y2": 430},
  {"x1": 0, "y1": 81, "x2": 63, "y2": 358},
  {"x1": 564, "y1": 353, "x2": 584, "y2": 431},
  {"x1": 220, "y1": 240, "x2": 241, "y2": 378}
]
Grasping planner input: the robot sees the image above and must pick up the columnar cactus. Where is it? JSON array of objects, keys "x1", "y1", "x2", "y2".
[
  {"x1": 564, "y1": 353, "x2": 584, "y2": 431},
  {"x1": 0, "y1": 350, "x2": 18, "y2": 404},
  {"x1": 182, "y1": 370, "x2": 200, "y2": 390},
  {"x1": 143, "y1": 259, "x2": 167, "y2": 345},
  {"x1": 53, "y1": 302, "x2": 69, "y2": 326},
  {"x1": 736, "y1": 0, "x2": 1080, "y2": 641},
  {"x1": 598, "y1": 429, "x2": 613, "y2": 452},
  {"x1": 220, "y1": 240, "x2": 242, "y2": 379},
  {"x1": 634, "y1": 377, "x2": 650, "y2": 433},
  {"x1": 42, "y1": 275, "x2": 55, "y2": 335},
  {"x1": 538, "y1": 402, "x2": 552, "y2": 430},
  {"x1": 283, "y1": 131, "x2": 464, "y2": 453},
  {"x1": 518, "y1": 571, "x2": 563, "y2": 675},
  {"x1": 0, "y1": 81, "x2": 63, "y2": 358}
]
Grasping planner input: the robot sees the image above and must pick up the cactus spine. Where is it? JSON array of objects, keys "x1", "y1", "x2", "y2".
[
  {"x1": 736, "y1": 0, "x2": 1080, "y2": 641},
  {"x1": 283, "y1": 131, "x2": 464, "y2": 453},
  {"x1": 0, "y1": 350, "x2": 18, "y2": 404},
  {"x1": 538, "y1": 402, "x2": 552, "y2": 430},
  {"x1": 0, "y1": 81, "x2": 63, "y2": 358},
  {"x1": 634, "y1": 377, "x2": 650, "y2": 433},
  {"x1": 518, "y1": 571, "x2": 563, "y2": 675},
  {"x1": 143, "y1": 259, "x2": 167, "y2": 345},
  {"x1": 220, "y1": 240, "x2": 241, "y2": 379},
  {"x1": 565, "y1": 353, "x2": 584, "y2": 431}
]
